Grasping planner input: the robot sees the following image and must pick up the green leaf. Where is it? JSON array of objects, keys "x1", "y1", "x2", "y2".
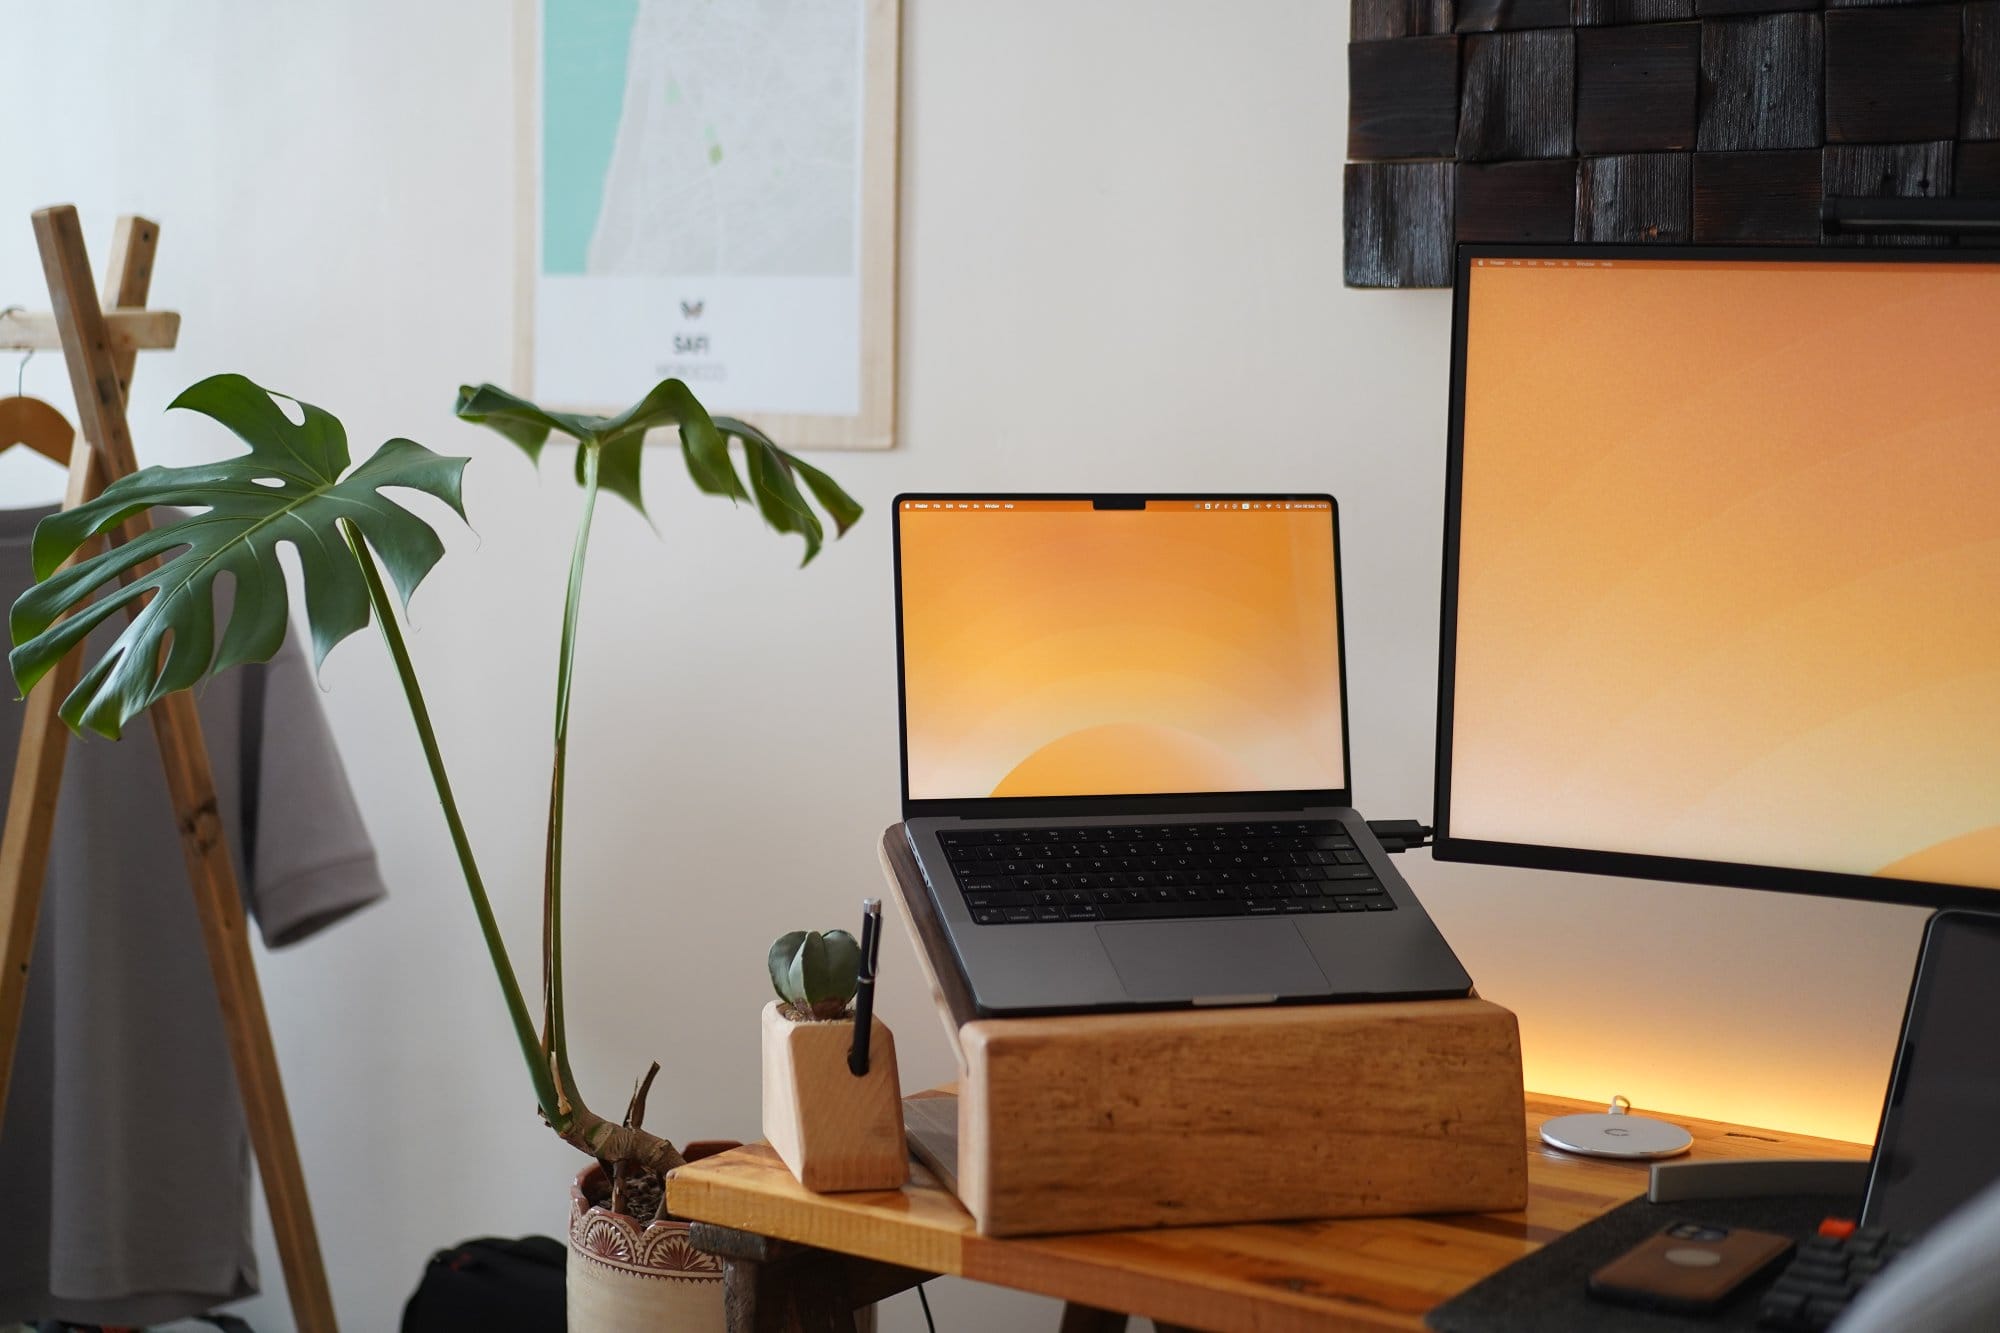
[
  {"x1": 714, "y1": 417, "x2": 864, "y2": 540},
  {"x1": 766, "y1": 929, "x2": 861, "y2": 1009},
  {"x1": 452, "y1": 381, "x2": 863, "y2": 561},
  {"x1": 768, "y1": 931, "x2": 809, "y2": 1003},
  {"x1": 8, "y1": 374, "x2": 468, "y2": 740},
  {"x1": 818, "y1": 929, "x2": 861, "y2": 999}
]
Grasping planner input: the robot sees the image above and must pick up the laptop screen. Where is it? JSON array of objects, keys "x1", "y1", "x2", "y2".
[{"x1": 896, "y1": 497, "x2": 1346, "y2": 802}]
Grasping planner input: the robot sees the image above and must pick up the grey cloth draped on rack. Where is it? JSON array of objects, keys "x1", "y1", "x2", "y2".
[{"x1": 0, "y1": 503, "x2": 386, "y2": 1326}]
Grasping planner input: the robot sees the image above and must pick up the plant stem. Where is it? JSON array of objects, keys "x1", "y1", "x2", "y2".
[
  {"x1": 543, "y1": 444, "x2": 601, "y2": 1107},
  {"x1": 339, "y1": 518, "x2": 563, "y2": 1128}
]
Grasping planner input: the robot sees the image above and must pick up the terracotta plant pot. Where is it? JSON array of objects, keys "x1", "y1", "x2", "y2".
[{"x1": 566, "y1": 1142, "x2": 737, "y2": 1332}]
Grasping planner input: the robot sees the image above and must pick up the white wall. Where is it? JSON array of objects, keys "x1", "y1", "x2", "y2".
[{"x1": 0, "y1": 3, "x2": 1931, "y2": 1329}]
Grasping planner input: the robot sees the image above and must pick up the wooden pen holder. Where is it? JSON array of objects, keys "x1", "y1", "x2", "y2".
[
  {"x1": 880, "y1": 826, "x2": 1529, "y2": 1236},
  {"x1": 760, "y1": 1001, "x2": 910, "y2": 1193}
]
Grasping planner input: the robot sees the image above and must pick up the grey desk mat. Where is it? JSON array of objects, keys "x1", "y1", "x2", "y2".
[{"x1": 1426, "y1": 1192, "x2": 1861, "y2": 1333}]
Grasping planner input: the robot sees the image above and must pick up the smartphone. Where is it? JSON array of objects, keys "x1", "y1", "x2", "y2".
[{"x1": 1587, "y1": 1220, "x2": 1794, "y2": 1314}]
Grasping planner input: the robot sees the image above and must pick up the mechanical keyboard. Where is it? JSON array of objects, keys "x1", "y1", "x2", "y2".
[
  {"x1": 1758, "y1": 1224, "x2": 1913, "y2": 1330},
  {"x1": 936, "y1": 820, "x2": 1394, "y2": 925}
]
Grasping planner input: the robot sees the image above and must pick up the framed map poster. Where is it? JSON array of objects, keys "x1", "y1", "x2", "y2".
[{"x1": 517, "y1": 0, "x2": 900, "y2": 449}]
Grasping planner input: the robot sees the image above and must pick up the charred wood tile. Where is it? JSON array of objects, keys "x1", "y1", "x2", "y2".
[
  {"x1": 1693, "y1": 149, "x2": 1823, "y2": 240},
  {"x1": 1345, "y1": 163, "x2": 1456, "y2": 287},
  {"x1": 1699, "y1": 14, "x2": 1824, "y2": 151},
  {"x1": 1824, "y1": 8, "x2": 1962, "y2": 144},
  {"x1": 1577, "y1": 153, "x2": 1693, "y2": 240},
  {"x1": 1576, "y1": 0, "x2": 1694, "y2": 26},
  {"x1": 1696, "y1": 0, "x2": 1816, "y2": 16},
  {"x1": 1577, "y1": 23, "x2": 1701, "y2": 153},
  {"x1": 1454, "y1": 0, "x2": 1573, "y2": 31},
  {"x1": 1458, "y1": 29, "x2": 1577, "y2": 159},
  {"x1": 1352, "y1": 0, "x2": 1455, "y2": 40},
  {"x1": 1349, "y1": 37, "x2": 1462, "y2": 160},
  {"x1": 1965, "y1": 2, "x2": 2000, "y2": 141},
  {"x1": 1457, "y1": 159, "x2": 1581, "y2": 240}
]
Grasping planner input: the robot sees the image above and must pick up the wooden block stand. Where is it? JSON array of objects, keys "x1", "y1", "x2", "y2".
[
  {"x1": 761, "y1": 1000, "x2": 909, "y2": 1193},
  {"x1": 880, "y1": 826, "x2": 1528, "y2": 1237}
]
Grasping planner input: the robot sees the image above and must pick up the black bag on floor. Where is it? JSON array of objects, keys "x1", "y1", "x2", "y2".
[{"x1": 401, "y1": 1235, "x2": 566, "y2": 1332}]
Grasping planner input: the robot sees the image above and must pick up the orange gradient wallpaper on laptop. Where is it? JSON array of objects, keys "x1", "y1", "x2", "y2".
[
  {"x1": 899, "y1": 500, "x2": 1345, "y2": 800},
  {"x1": 1451, "y1": 258, "x2": 2000, "y2": 892}
]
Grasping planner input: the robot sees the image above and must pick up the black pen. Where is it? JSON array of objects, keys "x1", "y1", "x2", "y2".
[{"x1": 848, "y1": 898, "x2": 883, "y2": 1076}]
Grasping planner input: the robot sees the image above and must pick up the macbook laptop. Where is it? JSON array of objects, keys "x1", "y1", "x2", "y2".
[{"x1": 894, "y1": 493, "x2": 1473, "y2": 1016}]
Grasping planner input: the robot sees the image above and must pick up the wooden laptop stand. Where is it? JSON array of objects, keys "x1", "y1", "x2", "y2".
[{"x1": 880, "y1": 825, "x2": 1529, "y2": 1237}]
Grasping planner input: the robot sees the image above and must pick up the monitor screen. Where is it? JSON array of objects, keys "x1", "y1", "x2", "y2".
[
  {"x1": 897, "y1": 497, "x2": 1346, "y2": 802},
  {"x1": 1439, "y1": 250, "x2": 2000, "y2": 905}
]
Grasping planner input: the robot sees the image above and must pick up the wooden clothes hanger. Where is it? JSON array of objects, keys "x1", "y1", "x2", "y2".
[
  {"x1": 0, "y1": 394, "x2": 75, "y2": 466},
  {"x1": 0, "y1": 327, "x2": 75, "y2": 466}
]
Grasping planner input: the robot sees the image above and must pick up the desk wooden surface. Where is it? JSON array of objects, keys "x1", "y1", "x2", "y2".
[{"x1": 667, "y1": 1091, "x2": 1867, "y2": 1333}]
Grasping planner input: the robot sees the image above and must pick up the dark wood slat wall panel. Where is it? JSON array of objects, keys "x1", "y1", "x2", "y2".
[
  {"x1": 1576, "y1": 0, "x2": 1694, "y2": 26},
  {"x1": 1454, "y1": 0, "x2": 1572, "y2": 33},
  {"x1": 1341, "y1": 0, "x2": 2000, "y2": 284},
  {"x1": 1823, "y1": 141, "x2": 1955, "y2": 244},
  {"x1": 1695, "y1": 0, "x2": 1815, "y2": 17},
  {"x1": 1576, "y1": 23, "x2": 1701, "y2": 152},
  {"x1": 1824, "y1": 8, "x2": 1962, "y2": 144},
  {"x1": 1458, "y1": 30, "x2": 1576, "y2": 159},
  {"x1": 1349, "y1": 38, "x2": 1463, "y2": 160},
  {"x1": 1351, "y1": 0, "x2": 1455, "y2": 41},
  {"x1": 1457, "y1": 160, "x2": 1581, "y2": 240},
  {"x1": 1959, "y1": 140, "x2": 2000, "y2": 193},
  {"x1": 1962, "y1": 3, "x2": 2000, "y2": 140},
  {"x1": 1344, "y1": 163, "x2": 1456, "y2": 287},
  {"x1": 1956, "y1": 141, "x2": 2000, "y2": 246},
  {"x1": 1698, "y1": 15, "x2": 1824, "y2": 151},
  {"x1": 1693, "y1": 149, "x2": 1823, "y2": 241},
  {"x1": 1578, "y1": 153, "x2": 1693, "y2": 240}
]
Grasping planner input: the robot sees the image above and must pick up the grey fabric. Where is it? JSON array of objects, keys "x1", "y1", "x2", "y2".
[
  {"x1": 1834, "y1": 1176, "x2": 2000, "y2": 1333},
  {"x1": 0, "y1": 503, "x2": 386, "y2": 1325}
]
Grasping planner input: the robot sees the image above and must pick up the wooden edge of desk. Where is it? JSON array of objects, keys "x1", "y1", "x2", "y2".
[{"x1": 668, "y1": 1091, "x2": 1869, "y2": 1333}]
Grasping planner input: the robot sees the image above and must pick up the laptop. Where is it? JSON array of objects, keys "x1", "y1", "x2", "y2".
[{"x1": 894, "y1": 493, "x2": 1473, "y2": 1017}]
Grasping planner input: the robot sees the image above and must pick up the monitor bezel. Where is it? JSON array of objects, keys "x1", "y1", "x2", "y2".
[
  {"x1": 1435, "y1": 243, "x2": 2000, "y2": 911},
  {"x1": 895, "y1": 492, "x2": 1353, "y2": 820}
]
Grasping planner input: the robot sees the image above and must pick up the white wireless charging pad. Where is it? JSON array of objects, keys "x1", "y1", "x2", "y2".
[{"x1": 1540, "y1": 1095, "x2": 1694, "y2": 1160}]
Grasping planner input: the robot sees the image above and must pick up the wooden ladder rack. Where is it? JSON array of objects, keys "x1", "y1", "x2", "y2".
[{"x1": 0, "y1": 207, "x2": 337, "y2": 1332}]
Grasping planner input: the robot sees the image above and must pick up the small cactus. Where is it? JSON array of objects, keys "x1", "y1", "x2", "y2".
[{"x1": 768, "y1": 929, "x2": 862, "y2": 1020}]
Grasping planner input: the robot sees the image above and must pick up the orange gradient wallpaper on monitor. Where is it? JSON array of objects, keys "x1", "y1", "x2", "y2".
[
  {"x1": 899, "y1": 500, "x2": 1345, "y2": 800},
  {"x1": 1450, "y1": 257, "x2": 2000, "y2": 892}
]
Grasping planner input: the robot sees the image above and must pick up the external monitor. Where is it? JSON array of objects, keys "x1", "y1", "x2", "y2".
[{"x1": 1437, "y1": 247, "x2": 2000, "y2": 909}]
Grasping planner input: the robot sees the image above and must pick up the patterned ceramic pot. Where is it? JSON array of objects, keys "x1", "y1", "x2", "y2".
[{"x1": 567, "y1": 1148, "x2": 733, "y2": 1332}]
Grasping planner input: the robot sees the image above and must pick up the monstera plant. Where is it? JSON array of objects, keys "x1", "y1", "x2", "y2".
[{"x1": 9, "y1": 372, "x2": 859, "y2": 1201}]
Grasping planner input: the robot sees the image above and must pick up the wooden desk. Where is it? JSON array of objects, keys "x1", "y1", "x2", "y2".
[{"x1": 667, "y1": 1091, "x2": 1866, "y2": 1333}]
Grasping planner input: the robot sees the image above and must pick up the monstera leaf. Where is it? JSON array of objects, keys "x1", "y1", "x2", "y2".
[
  {"x1": 452, "y1": 381, "x2": 862, "y2": 563},
  {"x1": 9, "y1": 374, "x2": 468, "y2": 740}
]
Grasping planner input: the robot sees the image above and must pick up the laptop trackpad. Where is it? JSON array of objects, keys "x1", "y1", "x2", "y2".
[{"x1": 1096, "y1": 920, "x2": 1330, "y2": 1003}]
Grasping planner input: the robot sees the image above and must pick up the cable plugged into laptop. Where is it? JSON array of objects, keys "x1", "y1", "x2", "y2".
[{"x1": 1367, "y1": 819, "x2": 1433, "y2": 854}]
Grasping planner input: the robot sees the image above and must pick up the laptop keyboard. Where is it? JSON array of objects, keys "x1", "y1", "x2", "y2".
[{"x1": 937, "y1": 820, "x2": 1394, "y2": 924}]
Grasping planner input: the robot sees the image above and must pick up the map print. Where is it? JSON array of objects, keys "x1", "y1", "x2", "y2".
[
  {"x1": 587, "y1": 0, "x2": 861, "y2": 276},
  {"x1": 536, "y1": 0, "x2": 869, "y2": 416}
]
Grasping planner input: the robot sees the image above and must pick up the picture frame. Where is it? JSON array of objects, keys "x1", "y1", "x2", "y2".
[{"x1": 515, "y1": 0, "x2": 901, "y2": 449}]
